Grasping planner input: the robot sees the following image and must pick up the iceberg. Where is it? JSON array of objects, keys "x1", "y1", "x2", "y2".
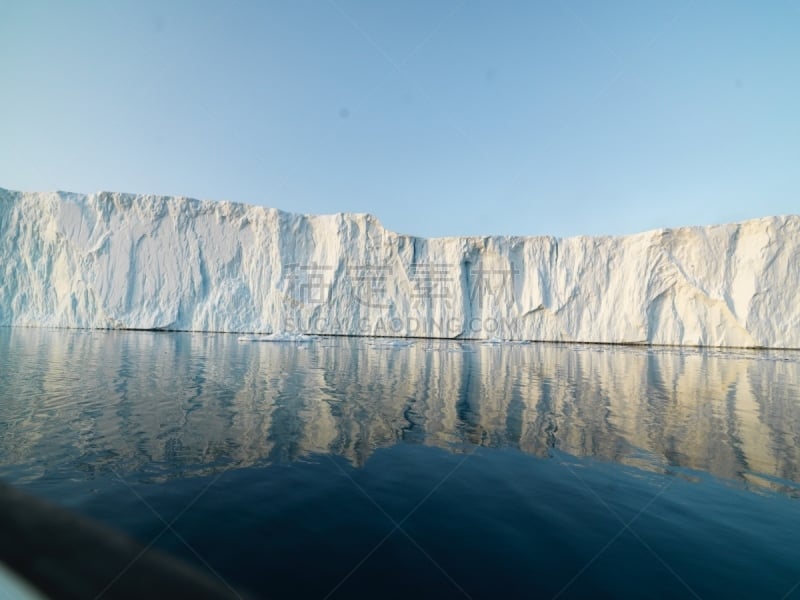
[{"x1": 0, "y1": 187, "x2": 797, "y2": 348}]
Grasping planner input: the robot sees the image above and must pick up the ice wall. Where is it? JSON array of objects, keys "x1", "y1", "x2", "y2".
[{"x1": 1, "y1": 188, "x2": 798, "y2": 348}]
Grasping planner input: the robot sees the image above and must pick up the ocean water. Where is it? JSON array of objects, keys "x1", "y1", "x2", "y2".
[{"x1": 0, "y1": 328, "x2": 799, "y2": 599}]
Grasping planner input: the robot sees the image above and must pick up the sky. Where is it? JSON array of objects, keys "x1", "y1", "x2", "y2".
[{"x1": 1, "y1": 1, "x2": 798, "y2": 238}]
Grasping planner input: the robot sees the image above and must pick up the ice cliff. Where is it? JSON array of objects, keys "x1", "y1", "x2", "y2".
[{"x1": 0, "y1": 187, "x2": 798, "y2": 348}]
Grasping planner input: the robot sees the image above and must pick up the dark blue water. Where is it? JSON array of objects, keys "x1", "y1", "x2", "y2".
[{"x1": 1, "y1": 329, "x2": 799, "y2": 599}]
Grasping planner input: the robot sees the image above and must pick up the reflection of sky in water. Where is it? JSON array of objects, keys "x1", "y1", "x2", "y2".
[{"x1": 0, "y1": 328, "x2": 798, "y2": 496}]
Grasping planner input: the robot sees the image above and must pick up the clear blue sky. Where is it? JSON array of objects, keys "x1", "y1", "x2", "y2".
[{"x1": 1, "y1": 1, "x2": 798, "y2": 238}]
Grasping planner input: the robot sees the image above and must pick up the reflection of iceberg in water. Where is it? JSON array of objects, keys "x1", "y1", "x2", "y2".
[{"x1": 0, "y1": 329, "x2": 799, "y2": 494}]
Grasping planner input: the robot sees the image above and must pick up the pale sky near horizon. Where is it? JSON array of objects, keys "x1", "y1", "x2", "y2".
[{"x1": 1, "y1": 1, "x2": 798, "y2": 238}]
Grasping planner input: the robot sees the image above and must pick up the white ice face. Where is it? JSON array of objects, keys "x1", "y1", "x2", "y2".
[{"x1": 1, "y1": 187, "x2": 797, "y2": 349}]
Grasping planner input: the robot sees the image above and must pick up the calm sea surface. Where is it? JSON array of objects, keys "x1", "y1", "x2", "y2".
[{"x1": 1, "y1": 328, "x2": 799, "y2": 599}]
